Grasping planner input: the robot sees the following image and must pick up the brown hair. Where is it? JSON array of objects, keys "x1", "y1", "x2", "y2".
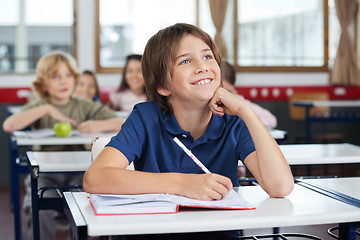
[
  {"x1": 33, "y1": 50, "x2": 79, "y2": 99},
  {"x1": 220, "y1": 60, "x2": 236, "y2": 85},
  {"x1": 142, "y1": 23, "x2": 221, "y2": 112}
]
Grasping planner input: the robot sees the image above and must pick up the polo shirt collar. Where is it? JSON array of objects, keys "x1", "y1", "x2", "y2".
[{"x1": 162, "y1": 111, "x2": 225, "y2": 141}]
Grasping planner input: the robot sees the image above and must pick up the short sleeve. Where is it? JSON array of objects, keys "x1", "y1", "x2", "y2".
[
  {"x1": 20, "y1": 99, "x2": 44, "y2": 112},
  {"x1": 236, "y1": 121, "x2": 255, "y2": 163},
  {"x1": 106, "y1": 107, "x2": 145, "y2": 163}
]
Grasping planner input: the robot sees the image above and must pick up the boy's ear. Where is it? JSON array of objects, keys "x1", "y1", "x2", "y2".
[{"x1": 157, "y1": 87, "x2": 171, "y2": 97}]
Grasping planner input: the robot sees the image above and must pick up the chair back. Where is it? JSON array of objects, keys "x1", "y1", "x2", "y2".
[
  {"x1": 288, "y1": 92, "x2": 330, "y2": 121},
  {"x1": 91, "y1": 136, "x2": 134, "y2": 170}
]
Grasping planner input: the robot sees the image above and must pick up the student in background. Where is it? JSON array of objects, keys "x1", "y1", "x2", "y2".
[
  {"x1": 2, "y1": 50, "x2": 124, "y2": 240},
  {"x1": 75, "y1": 70, "x2": 101, "y2": 102},
  {"x1": 221, "y1": 61, "x2": 278, "y2": 179},
  {"x1": 84, "y1": 23, "x2": 293, "y2": 240},
  {"x1": 221, "y1": 60, "x2": 277, "y2": 130},
  {"x1": 108, "y1": 54, "x2": 148, "y2": 113}
]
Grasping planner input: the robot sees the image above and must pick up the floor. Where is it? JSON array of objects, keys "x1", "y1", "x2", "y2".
[
  {"x1": 0, "y1": 186, "x2": 351, "y2": 240},
  {"x1": 0, "y1": 186, "x2": 70, "y2": 240}
]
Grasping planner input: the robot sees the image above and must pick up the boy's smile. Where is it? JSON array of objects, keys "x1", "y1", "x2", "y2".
[
  {"x1": 159, "y1": 34, "x2": 221, "y2": 107},
  {"x1": 191, "y1": 78, "x2": 213, "y2": 86}
]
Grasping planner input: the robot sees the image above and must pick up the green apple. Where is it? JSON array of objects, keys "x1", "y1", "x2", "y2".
[{"x1": 53, "y1": 122, "x2": 72, "y2": 137}]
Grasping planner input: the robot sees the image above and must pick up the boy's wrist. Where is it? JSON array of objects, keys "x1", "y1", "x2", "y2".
[
  {"x1": 235, "y1": 101, "x2": 251, "y2": 119},
  {"x1": 166, "y1": 172, "x2": 185, "y2": 195},
  {"x1": 41, "y1": 104, "x2": 51, "y2": 115}
]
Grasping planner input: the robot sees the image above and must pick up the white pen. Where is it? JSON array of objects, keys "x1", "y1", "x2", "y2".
[
  {"x1": 173, "y1": 137, "x2": 237, "y2": 196},
  {"x1": 173, "y1": 137, "x2": 211, "y2": 174}
]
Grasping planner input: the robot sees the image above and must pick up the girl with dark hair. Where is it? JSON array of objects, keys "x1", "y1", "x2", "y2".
[{"x1": 108, "y1": 54, "x2": 148, "y2": 112}]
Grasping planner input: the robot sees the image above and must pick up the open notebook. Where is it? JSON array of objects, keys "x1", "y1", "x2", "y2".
[{"x1": 89, "y1": 189, "x2": 255, "y2": 215}]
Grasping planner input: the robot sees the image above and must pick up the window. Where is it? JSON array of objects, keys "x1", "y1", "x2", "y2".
[
  {"x1": 96, "y1": 0, "x2": 346, "y2": 72},
  {"x1": 238, "y1": 0, "x2": 324, "y2": 68},
  {"x1": 234, "y1": 0, "x2": 341, "y2": 71},
  {"x1": 0, "y1": 0, "x2": 75, "y2": 73},
  {"x1": 96, "y1": 0, "x2": 196, "y2": 72}
]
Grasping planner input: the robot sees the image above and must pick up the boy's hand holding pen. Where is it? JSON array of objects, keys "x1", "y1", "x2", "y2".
[{"x1": 173, "y1": 137, "x2": 233, "y2": 201}]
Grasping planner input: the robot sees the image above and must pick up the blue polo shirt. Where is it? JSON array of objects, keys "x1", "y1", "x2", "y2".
[{"x1": 107, "y1": 101, "x2": 255, "y2": 187}]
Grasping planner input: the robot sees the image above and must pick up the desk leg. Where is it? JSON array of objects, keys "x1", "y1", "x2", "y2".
[
  {"x1": 338, "y1": 222, "x2": 357, "y2": 240},
  {"x1": 10, "y1": 156, "x2": 21, "y2": 240},
  {"x1": 31, "y1": 175, "x2": 40, "y2": 240},
  {"x1": 305, "y1": 106, "x2": 311, "y2": 144},
  {"x1": 63, "y1": 192, "x2": 88, "y2": 240},
  {"x1": 304, "y1": 106, "x2": 312, "y2": 176},
  {"x1": 9, "y1": 139, "x2": 25, "y2": 240}
]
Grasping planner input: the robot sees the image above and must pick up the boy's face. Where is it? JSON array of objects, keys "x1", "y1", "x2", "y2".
[
  {"x1": 158, "y1": 34, "x2": 221, "y2": 106},
  {"x1": 45, "y1": 62, "x2": 76, "y2": 105}
]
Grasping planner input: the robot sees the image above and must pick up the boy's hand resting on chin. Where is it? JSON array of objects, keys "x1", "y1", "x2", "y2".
[{"x1": 209, "y1": 87, "x2": 250, "y2": 117}]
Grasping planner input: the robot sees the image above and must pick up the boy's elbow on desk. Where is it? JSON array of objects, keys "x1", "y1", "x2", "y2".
[
  {"x1": 82, "y1": 166, "x2": 103, "y2": 194},
  {"x1": 82, "y1": 171, "x2": 97, "y2": 194},
  {"x1": 267, "y1": 180, "x2": 294, "y2": 198}
]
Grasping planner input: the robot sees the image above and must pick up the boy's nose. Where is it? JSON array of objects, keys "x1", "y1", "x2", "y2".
[
  {"x1": 59, "y1": 75, "x2": 70, "y2": 83},
  {"x1": 195, "y1": 62, "x2": 208, "y2": 74}
]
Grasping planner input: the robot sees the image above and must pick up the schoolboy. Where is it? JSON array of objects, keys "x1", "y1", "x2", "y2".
[
  {"x1": 3, "y1": 50, "x2": 124, "y2": 240},
  {"x1": 83, "y1": 23, "x2": 293, "y2": 239}
]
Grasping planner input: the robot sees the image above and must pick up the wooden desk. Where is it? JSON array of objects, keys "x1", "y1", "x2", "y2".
[
  {"x1": 63, "y1": 184, "x2": 360, "y2": 239},
  {"x1": 26, "y1": 151, "x2": 92, "y2": 240},
  {"x1": 293, "y1": 100, "x2": 360, "y2": 143}
]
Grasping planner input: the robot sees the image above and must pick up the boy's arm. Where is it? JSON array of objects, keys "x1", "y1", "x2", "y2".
[
  {"x1": 83, "y1": 146, "x2": 233, "y2": 200},
  {"x1": 242, "y1": 99, "x2": 277, "y2": 130},
  {"x1": 77, "y1": 117, "x2": 125, "y2": 133},
  {"x1": 209, "y1": 87, "x2": 294, "y2": 198},
  {"x1": 3, "y1": 104, "x2": 77, "y2": 132}
]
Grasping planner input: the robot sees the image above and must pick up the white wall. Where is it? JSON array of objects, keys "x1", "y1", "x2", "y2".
[{"x1": 0, "y1": 0, "x2": 331, "y2": 89}]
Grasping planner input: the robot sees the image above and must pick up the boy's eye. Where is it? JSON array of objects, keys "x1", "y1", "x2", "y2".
[
  {"x1": 51, "y1": 75, "x2": 59, "y2": 80},
  {"x1": 180, "y1": 59, "x2": 190, "y2": 65}
]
